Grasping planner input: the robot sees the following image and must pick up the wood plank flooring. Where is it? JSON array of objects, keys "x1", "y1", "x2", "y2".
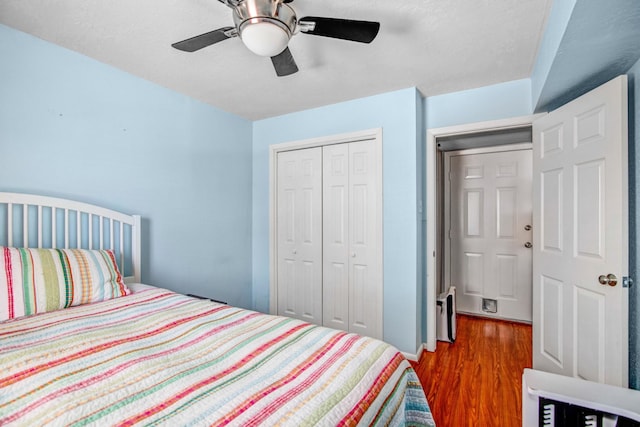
[{"x1": 411, "y1": 315, "x2": 532, "y2": 427}]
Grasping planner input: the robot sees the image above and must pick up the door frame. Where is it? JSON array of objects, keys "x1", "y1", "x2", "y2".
[
  {"x1": 425, "y1": 115, "x2": 544, "y2": 351},
  {"x1": 269, "y1": 128, "x2": 383, "y2": 315}
]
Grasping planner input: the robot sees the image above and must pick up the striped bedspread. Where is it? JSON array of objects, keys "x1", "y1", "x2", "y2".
[{"x1": 0, "y1": 287, "x2": 434, "y2": 426}]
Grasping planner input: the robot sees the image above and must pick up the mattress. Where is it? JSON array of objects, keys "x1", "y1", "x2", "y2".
[{"x1": 0, "y1": 286, "x2": 434, "y2": 426}]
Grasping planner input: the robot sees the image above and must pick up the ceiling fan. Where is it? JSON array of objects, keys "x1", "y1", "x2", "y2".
[{"x1": 171, "y1": 0, "x2": 381, "y2": 77}]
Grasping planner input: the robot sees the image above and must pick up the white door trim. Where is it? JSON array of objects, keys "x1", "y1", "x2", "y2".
[
  {"x1": 425, "y1": 114, "x2": 545, "y2": 352},
  {"x1": 442, "y1": 142, "x2": 533, "y2": 157},
  {"x1": 269, "y1": 128, "x2": 383, "y2": 315}
]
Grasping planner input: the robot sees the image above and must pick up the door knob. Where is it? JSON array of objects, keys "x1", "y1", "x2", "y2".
[
  {"x1": 524, "y1": 225, "x2": 532, "y2": 231},
  {"x1": 598, "y1": 274, "x2": 618, "y2": 287},
  {"x1": 524, "y1": 242, "x2": 532, "y2": 249}
]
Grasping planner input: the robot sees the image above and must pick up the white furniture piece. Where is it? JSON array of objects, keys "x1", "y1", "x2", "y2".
[
  {"x1": 275, "y1": 140, "x2": 382, "y2": 340},
  {"x1": 522, "y1": 368, "x2": 640, "y2": 426},
  {"x1": 0, "y1": 192, "x2": 141, "y2": 283}
]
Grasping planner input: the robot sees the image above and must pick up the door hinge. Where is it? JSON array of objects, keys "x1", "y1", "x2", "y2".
[{"x1": 623, "y1": 276, "x2": 633, "y2": 288}]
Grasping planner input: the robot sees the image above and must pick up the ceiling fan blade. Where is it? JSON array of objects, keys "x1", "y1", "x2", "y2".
[
  {"x1": 299, "y1": 17, "x2": 380, "y2": 43},
  {"x1": 271, "y1": 47, "x2": 299, "y2": 77},
  {"x1": 172, "y1": 27, "x2": 236, "y2": 52}
]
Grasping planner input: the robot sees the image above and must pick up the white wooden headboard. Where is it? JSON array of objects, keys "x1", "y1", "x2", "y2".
[{"x1": 0, "y1": 192, "x2": 141, "y2": 283}]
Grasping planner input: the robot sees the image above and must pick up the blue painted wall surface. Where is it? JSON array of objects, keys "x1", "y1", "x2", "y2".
[
  {"x1": 530, "y1": 0, "x2": 577, "y2": 109},
  {"x1": 533, "y1": 0, "x2": 640, "y2": 112},
  {"x1": 628, "y1": 57, "x2": 640, "y2": 389},
  {"x1": 425, "y1": 79, "x2": 533, "y2": 129},
  {"x1": 252, "y1": 88, "x2": 423, "y2": 354},
  {"x1": 0, "y1": 25, "x2": 255, "y2": 308}
]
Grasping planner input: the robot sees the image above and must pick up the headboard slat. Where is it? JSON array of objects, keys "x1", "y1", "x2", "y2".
[
  {"x1": 120, "y1": 224, "x2": 125, "y2": 275},
  {"x1": 76, "y1": 212, "x2": 81, "y2": 249},
  {"x1": 88, "y1": 214, "x2": 93, "y2": 250},
  {"x1": 38, "y1": 205, "x2": 43, "y2": 248},
  {"x1": 110, "y1": 219, "x2": 115, "y2": 253},
  {"x1": 52, "y1": 209, "x2": 57, "y2": 249},
  {"x1": 99, "y1": 216, "x2": 104, "y2": 250},
  {"x1": 64, "y1": 209, "x2": 69, "y2": 249},
  {"x1": 7, "y1": 203, "x2": 13, "y2": 247},
  {"x1": 23, "y1": 205, "x2": 28, "y2": 247}
]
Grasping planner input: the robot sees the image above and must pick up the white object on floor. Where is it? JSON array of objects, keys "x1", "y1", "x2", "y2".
[
  {"x1": 436, "y1": 286, "x2": 456, "y2": 343},
  {"x1": 522, "y1": 368, "x2": 640, "y2": 426}
]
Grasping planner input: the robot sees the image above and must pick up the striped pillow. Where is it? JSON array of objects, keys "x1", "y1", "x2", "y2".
[{"x1": 0, "y1": 247, "x2": 130, "y2": 321}]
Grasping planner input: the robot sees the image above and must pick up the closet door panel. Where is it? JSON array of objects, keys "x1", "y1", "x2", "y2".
[
  {"x1": 348, "y1": 141, "x2": 382, "y2": 339},
  {"x1": 277, "y1": 148, "x2": 322, "y2": 323},
  {"x1": 323, "y1": 144, "x2": 350, "y2": 331}
]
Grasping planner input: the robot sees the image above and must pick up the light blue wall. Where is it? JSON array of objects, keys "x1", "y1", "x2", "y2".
[
  {"x1": 532, "y1": 0, "x2": 640, "y2": 112},
  {"x1": 426, "y1": 79, "x2": 533, "y2": 129},
  {"x1": 530, "y1": 0, "x2": 577, "y2": 109},
  {"x1": 628, "y1": 57, "x2": 640, "y2": 389},
  {"x1": 0, "y1": 24, "x2": 255, "y2": 308},
  {"x1": 252, "y1": 88, "x2": 423, "y2": 354}
]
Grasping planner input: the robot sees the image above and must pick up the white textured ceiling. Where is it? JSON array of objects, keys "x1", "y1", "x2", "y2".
[{"x1": 0, "y1": 0, "x2": 552, "y2": 120}]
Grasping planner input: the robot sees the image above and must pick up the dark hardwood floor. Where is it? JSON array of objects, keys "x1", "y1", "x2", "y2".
[{"x1": 411, "y1": 314, "x2": 532, "y2": 427}]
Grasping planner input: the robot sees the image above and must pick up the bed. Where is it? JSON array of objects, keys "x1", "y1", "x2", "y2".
[{"x1": 0, "y1": 192, "x2": 434, "y2": 426}]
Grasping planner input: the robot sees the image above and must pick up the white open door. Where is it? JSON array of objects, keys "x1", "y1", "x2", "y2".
[{"x1": 532, "y1": 76, "x2": 629, "y2": 386}]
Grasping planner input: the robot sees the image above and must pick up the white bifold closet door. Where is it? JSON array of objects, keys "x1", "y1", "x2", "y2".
[
  {"x1": 275, "y1": 141, "x2": 382, "y2": 340},
  {"x1": 276, "y1": 148, "x2": 323, "y2": 324},
  {"x1": 323, "y1": 141, "x2": 382, "y2": 339}
]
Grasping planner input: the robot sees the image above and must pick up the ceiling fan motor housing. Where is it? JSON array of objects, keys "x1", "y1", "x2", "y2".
[{"x1": 233, "y1": 0, "x2": 297, "y2": 38}]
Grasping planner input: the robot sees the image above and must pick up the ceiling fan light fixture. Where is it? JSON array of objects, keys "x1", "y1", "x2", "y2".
[
  {"x1": 240, "y1": 19, "x2": 291, "y2": 57},
  {"x1": 171, "y1": 0, "x2": 381, "y2": 78}
]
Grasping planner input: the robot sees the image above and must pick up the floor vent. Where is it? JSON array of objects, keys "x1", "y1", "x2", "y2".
[{"x1": 482, "y1": 298, "x2": 497, "y2": 313}]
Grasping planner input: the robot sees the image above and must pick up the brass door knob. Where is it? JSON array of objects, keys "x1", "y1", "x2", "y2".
[{"x1": 598, "y1": 274, "x2": 618, "y2": 287}]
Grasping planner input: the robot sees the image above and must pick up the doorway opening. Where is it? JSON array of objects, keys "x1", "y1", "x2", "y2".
[
  {"x1": 439, "y1": 133, "x2": 533, "y2": 323},
  {"x1": 425, "y1": 115, "x2": 542, "y2": 351}
]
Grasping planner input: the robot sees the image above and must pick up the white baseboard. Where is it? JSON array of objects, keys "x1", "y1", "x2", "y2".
[{"x1": 402, "y1": 343, "x2": 425, "y2": 362}]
